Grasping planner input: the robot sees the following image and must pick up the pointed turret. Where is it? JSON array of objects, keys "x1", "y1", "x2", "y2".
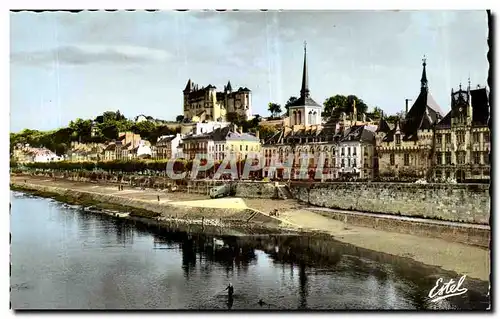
[
  {"x1": 226, "y1": 81, "x2": 232, "y2": 93},
  {"x1": 183, "y1": 79, "x2": 192, "y2": 93},
  {"x1": 420, "y1": 56, "x2": 428, "y2": 92},
  {"x1": 300, "y1": 41, "x2": 310, "y2": 99}
]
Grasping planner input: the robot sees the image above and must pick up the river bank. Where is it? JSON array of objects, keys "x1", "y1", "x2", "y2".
[{"x1": 10, "y1": 175, "x2": 490, "y2": 281}]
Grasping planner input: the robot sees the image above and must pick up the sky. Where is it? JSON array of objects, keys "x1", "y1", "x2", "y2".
[{"x1": 10, "y1": 10, "x2": 489, "y2": 132}]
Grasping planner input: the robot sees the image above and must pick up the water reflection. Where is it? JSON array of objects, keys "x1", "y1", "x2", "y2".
[{"x1": 10, "y1": 192, "x2": 490, "y2": 310}]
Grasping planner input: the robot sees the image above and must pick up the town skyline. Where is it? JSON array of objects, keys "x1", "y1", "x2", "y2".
[{"x1": 10, "y1": 10, "x2": 489, "y2": 133}]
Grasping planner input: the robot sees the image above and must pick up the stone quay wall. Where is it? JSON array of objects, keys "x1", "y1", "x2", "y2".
[{"x1": 290, "y1": 182, "x2": 490, "y2": 225}]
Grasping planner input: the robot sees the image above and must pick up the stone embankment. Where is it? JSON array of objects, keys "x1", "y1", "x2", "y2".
[
  {"x1": 10, "y1": 174, "x2": 491, "y2": 246},
  {"x1": 17, "y1": 171, "x2": 490, "y2": 224},
  {"x1": 290, "y1": 182, "x2": 491, "y2": 225},
  {"x1": 10, "y1": 181, "x2": 288, "y2": 236}
]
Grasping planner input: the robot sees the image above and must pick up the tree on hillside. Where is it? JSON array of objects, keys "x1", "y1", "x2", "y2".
[
  {"x1": 372, "y1": 107, "x2": 383, "y2": 119},
  {"x1": 268, "y1": 102, "x2": 282, "y2": 118},
  {"x1": 149, "y1": 125, "x2": 176, "y2": 144},
  {"x1": 227, "y1": 112, "x2": 246, "y2": 124},
  {"x1": 284, "y1": 96, "x2": 298, "y2": 114},
  {"x1": 69, "y1": 118, "x2": 93, "y2": 142},
  {"x1": 258, "y1": 125, "x2": 279, "y2": 142},
  {"x1": 176, "y1": 115, "x2": 185, "y2": 123},
  {"x1": 386, "y1": 111, "x2": 406, "y2": 123},
  {"x1": 322, "y1": 94, "x2": 369, "y2": 120},
  {"x1": 131, "y1": 120, "x2": 157, "y2": 142}
]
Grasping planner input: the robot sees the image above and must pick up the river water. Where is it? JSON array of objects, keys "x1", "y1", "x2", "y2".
[{"x1": 10, "y1": 191, "x2": 490, "y2": 310}]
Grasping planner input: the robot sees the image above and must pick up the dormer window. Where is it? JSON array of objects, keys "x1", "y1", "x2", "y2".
[{"x1": 395, "y1": 134, "x2": 401, "y2": 145}]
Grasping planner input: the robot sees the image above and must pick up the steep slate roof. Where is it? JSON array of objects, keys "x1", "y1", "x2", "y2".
[
  {"x1": 156, "y1": 135, "x2": 177, "y2": 146},
  {"x1": 183, "y1": 79, "x2": 192, "y2": 93},
  {"x1": 225, "y1": 81, "x2": 232, "y2": 92},
  {"x1": 403, "y1": 59, "x2": 444, "y2": 135},
  {"x1": 376, "y1": 118, "x2": 392, "y2": 134},
  {"x1": 382, "y1": 58, "x2": 444, "y2": 142},
  {"x1": 265, "y1": 124, "x2": 341, "y2": 145},
  {"x1": 339, "y1": 125, "x2": 375, "y2": 143},
  {"x1": 436, "y1": 86, "x2": 490, "y2": 128},
  {"x1": 471, "y1": 87, "x2": 490, "y2": 125}
]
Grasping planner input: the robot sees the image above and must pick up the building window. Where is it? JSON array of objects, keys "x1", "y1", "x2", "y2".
[
  {"x1": 445, "y1": 152, "x2": 452, "y2": 165},
  {"x1": 348, "y1": 148, "x2": 351, "y2": 156},
  {"x1": 353, "y1": 148, "x2": 357, "y2": 156},
  {"x1": 390, "y1": 154, "x2": 395, "y2": 166},
  {"x1": 437, "y1": 134, "x2": 442, "y2": 145},
  {"x1": 404, "y1": 153, "x2": 410, "y2": 166},
  {"x1": 473, "y1": 132, "x2": 480, "y2": 143},
  {"x1": 348, "y1": 159, "x2": 351, "y2": 167},
  {"x1": 484, "y1": 152, "x2": 490, "y2": 164},
  {"x1": 484, "y1": 132, "x2": 490, "y2": 143},
  {"x1": 395, "y1": 134, "x2": 401, "y2": 145},
  {"x1": 457, "y1": 151, "x2": 466, "y2": 164},
  {"x1": 341, "y1": 159, "x2": 345, "y2": 167},
  {"x1": 246, "y1": 145, "x2": 248, "y2": 151},
  {"x1": 435, "y1": 170, "x2": 442, "y2": 179},
  {"x1": 240, "y1": 145, "x2": 242, "y2": 151},
  {"x1": 341, "y1": 148, "x2": 345, "y2": 156},
  {"x1": 456, "y1": 132, "x2": 465, "y2": 144},
  {"x1": 352, "y1": 159, "x2": 356, "y2": 168},
  {"x1": 445, "y1": 134, "x2": 451, "y2": 144},
  {"x1": 474, "y1": 152, "x2": 481, "y2": 164}
]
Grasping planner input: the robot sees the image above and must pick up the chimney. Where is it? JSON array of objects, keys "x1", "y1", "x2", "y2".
[{"x1": 405, "y1": 99, "x2": 412, "y2": 115}]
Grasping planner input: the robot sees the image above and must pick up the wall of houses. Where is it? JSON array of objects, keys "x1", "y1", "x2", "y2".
[{"x1": 290, "y1": 182, "x2": 490, "y2": 224}]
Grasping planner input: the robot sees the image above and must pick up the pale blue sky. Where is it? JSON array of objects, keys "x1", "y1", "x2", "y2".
[{"x1": 10, "y1": 10, "x2": 489, "y2": 132}]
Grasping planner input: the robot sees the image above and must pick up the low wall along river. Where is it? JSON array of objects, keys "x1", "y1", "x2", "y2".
[
  {"x1": 15, "y1": 171, "x2": 490, "y2": 224},
  {"x1": 290, "y1": 182, "x2": 491, "y2": 225}
]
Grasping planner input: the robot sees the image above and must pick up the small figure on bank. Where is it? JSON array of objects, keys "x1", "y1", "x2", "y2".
[{"x1": 224, "y1": 283, "x2": 234, "y2": 298}]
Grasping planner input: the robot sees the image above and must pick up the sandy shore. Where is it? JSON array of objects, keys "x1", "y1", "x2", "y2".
[{"x1": 10, "y1": 175, "x2": 490, "y2": 281}]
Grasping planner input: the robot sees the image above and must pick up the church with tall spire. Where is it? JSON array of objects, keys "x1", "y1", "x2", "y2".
[
  {"x1": 262, "y1": 42, "x2": 378, "y2": 181},
  {"x1": 287, "y1": 41, "x2": 323, "y2": 126}
]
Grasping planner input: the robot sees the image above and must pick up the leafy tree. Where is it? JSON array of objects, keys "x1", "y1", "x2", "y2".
[
  {"x1": 268, "y1": 102, "x2": 282, "y2": 118},
  {"x1": 386, "y1": 111, "x2": 405, "y2": 123},
  {"x1": 258, "y1": 125, "x2": 279, "y2": 141},
  {"x1": 149, "y1": 125, "x2": 176, "y2": 144},
  {"x1": 227, "y1": 112, "x2": 246, "y2": 124},
  {"x1": 131, "y1": 120, "x2": 157, "y2": 141},
  {"x1": 284, "y1": 96, "x2": 298, "y2": 114},
  {"x1": 371, "y1": 107, "x2": 384, "y2": 119},
  {"x1": 176, "y1": 115, "x2": 185, "y2": 123},
  {"x1": 322, "y1": 94, "x2": 369, "y2": 120}
]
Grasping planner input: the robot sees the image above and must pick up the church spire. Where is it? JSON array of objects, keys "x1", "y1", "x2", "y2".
[
  {"x1": 420, "y1": 56, "x2": 428, "y2": 92},
  {"x1": 300, "y1": 41, "x2": 310, "y2": 98}
]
